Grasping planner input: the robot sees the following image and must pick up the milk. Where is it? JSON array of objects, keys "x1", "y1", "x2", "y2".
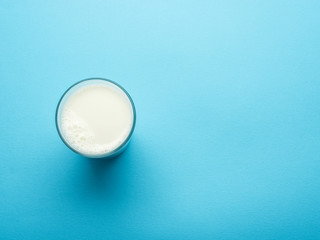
[{"x1": 57, "y1": 80, "x2": 135, "y2": 158}]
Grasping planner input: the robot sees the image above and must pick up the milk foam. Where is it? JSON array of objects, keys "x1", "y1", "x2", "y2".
[{"x1": 59, "y1": 83, "x2": 134, "y2": 157}]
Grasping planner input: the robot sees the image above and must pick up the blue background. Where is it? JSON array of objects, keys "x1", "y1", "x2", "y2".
[{"x1": 1, "y1": 1, "x2": 320, "y2": 239}]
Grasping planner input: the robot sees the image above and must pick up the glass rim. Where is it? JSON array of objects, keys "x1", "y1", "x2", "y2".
[{"x1": 55, "y1": 77, "x2": 136, "y2": 158}]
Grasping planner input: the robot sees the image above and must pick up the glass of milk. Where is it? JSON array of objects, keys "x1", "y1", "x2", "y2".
[{"x1": 55, "y1": 78, "x2": 136, "y2": 158}]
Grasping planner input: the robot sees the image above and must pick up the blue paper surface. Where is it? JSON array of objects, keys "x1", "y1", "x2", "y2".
[{"x1": 1, "y1": 1, "x2": 320, "y2": 239}]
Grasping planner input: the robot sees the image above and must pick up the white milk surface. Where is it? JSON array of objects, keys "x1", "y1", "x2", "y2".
[{"x1": 60, "y1": 83, "x2": 134, "y2": 157}]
